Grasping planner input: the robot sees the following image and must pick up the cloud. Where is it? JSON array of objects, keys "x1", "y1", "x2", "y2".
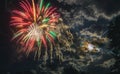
[{"x1": 56, "y1": 0, "x2": 120, "y2": 21}]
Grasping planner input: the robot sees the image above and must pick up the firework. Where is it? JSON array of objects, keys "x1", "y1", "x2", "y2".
[{"x1": 11, "y1": 0, "x2": 60, "y2": 60}]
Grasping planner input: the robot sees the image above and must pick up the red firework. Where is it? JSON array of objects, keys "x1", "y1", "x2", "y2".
[{"x1": 10, "y1": 0, "x2": 60, "y2": 55}]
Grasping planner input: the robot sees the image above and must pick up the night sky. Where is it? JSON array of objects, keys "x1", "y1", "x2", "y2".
[
  {"x1": 0, "y1": 0, "x2": 13, "y2": 70},
  {"x1": 0, "y1": 0, "x2": 120, "y2": 73}
]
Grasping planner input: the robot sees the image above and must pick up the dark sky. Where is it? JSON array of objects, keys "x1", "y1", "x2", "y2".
[
  {"x1": 0, "y1": 0, "x2": 120, "y2": 72},
  {"x1": 0, "y1": 0, "x2": 13, "y2": 70}
]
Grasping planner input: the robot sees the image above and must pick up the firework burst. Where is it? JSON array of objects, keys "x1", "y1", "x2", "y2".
[{"x1": 10, "y1": 0, "x2": 62, "y2": 60}]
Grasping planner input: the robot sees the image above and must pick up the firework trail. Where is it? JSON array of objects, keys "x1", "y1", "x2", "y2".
[{"x1": 10, "y1": 0, "x2": 64, "y2": 61}]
